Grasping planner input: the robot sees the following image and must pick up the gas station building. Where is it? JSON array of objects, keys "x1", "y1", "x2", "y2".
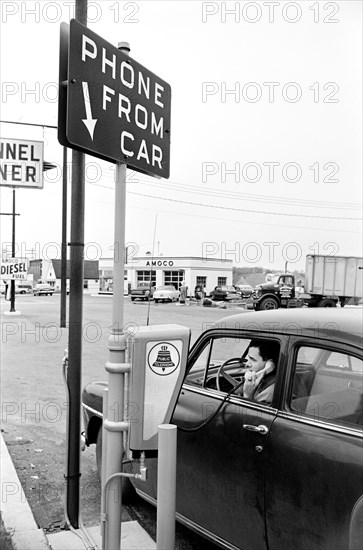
[{"x1": 99, "y1": 256, "x2": 233, "y2": 296}]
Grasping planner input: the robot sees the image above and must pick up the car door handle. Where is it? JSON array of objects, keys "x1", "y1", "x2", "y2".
[{"x1": 243, "y1": 424, "x2": 269, "y2": 435}]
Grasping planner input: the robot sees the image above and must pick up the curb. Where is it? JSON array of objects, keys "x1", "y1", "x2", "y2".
[
  {"x1": 1, "y1": 431, "x2": 50, "y2": 550},
  {"x1": 1, "y1": 433, "x2": 156, "y2": 549}
]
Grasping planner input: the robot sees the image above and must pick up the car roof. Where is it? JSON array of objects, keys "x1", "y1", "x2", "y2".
[
  {"x1": 213, "y1": 308, "x2": 363, "y2": 346},
  {"x1": 218, "y1": 285, "x2": 234, "y2": 289}
]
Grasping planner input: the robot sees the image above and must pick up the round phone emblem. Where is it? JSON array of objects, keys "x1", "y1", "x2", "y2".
[{"x1": 148, "y1": 342, "x2": 180, "y2": 376}]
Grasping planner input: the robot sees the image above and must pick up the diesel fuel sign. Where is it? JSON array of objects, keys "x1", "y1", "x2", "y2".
[{"x1": 59, "y1": 19, "x2": 171, "y2": 178}]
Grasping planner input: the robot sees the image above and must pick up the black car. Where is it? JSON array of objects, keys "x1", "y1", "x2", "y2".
[
  {"x1": 211, "y1": 285, "x2": 240, "y2": 301},
  {"x1": 81, "y1": 308, "x2": 363, "y2": 550},
  {"x1": 130, "y1": 282, "x2": 155, "y2": 301}
]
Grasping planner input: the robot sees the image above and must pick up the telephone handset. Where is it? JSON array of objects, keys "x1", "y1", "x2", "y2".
[
  {"x1": 254, "y1": 359, "x2": 276, "y2": 384},
  {"x1": 264, "y1": 359, "x2": 275, "y2": 375}
]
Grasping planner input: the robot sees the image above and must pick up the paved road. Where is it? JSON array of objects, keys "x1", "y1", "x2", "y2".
[{"x1": 1, "y1": 293, "x2": 240, "y2": 547}]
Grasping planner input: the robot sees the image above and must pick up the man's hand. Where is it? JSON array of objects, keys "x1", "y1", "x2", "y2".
[{"x1": 243, "y1": 370, "x2": 258, "y2": 399}]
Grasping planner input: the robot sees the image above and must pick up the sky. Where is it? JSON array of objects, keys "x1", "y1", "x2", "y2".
[{"x1": 0, "y1": 0, "x2": 362, "y2": 271}]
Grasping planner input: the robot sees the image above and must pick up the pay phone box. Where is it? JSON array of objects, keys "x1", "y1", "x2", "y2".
[{"x1": 125, "y1": 324, "x2": 190, "y2": 455}]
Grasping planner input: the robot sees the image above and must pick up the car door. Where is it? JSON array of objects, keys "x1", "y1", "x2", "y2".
[
  {"x1": 171, "y1": 330, "x2": 284, "y2": 550},
  {"x1": 265, "y1": 338, "x2": 363, "y2": 550},
  {"x1": 277, "y1": 275, "x2": 295, "y2": 302}
]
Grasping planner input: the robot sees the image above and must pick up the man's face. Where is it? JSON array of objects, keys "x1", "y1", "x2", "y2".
[{"x1": 246, "y1": 346, "x2": 266, "y2": 373}]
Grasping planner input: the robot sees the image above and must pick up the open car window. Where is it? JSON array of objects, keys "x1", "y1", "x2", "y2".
[
  {"x1": 185, "y1": 336, "x2": 250, "y2": 388},
  {"x1": 185, "y1": 336, "x2": 255, "y2": 390}
]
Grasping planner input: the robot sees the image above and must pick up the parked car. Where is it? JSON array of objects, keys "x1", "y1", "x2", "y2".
[
  {"x1": 153, "y1": 285, "x2": 180, "y2": 303},
  {"x1": 1, "y1": 282, "x2": 33, "y2": 294},
  {"x1": 33, "y1": 283, "x2": 54, "y2": 296},
  {"x1": 82, "y1": 309, "x2": 363, "y2": 550},
  {"x1": 234, "y1": 284, "x2": 253, "y2": 298},
  {"x1": 130, "y1": 282, "x2": 155, "y2": 301},
  {"x1": 211, "y1": 285, "x2": 240, "y2": 301},
  {"x1": 15, "y1": 282, "x2": 33, "y2": 294}
]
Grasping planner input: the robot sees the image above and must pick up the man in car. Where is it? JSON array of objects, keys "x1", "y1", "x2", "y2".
[{"x1": 239, "y1": 340, "x2": 280, "y2": 404}]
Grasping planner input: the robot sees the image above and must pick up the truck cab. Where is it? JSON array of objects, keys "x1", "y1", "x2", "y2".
[{"x1": 253, "y1": 273, "x2": 298, "y2": 310}]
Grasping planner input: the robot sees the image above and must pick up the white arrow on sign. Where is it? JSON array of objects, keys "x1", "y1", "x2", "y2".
[{"x1": 82, "y1": 82, "x2": 97, "y2": 140}]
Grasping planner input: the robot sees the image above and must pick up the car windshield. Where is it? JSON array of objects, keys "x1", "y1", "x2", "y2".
[{"x1": 221, "y1": 286, "x2": 236, "y2": 291}]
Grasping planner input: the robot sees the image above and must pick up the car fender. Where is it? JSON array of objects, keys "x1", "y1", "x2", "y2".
[
  {"x1": 81, "y1": 381, "x2": 107, "y2": 444},
  {"x1": 349, "y1": 495, "x2": 363, "y2": 550},
  {"x1": 254, "y1": 292, "x2": 281, "y2": 304}
]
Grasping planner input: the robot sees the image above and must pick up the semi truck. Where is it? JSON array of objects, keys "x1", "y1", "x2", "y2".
[{"x1": 253, "y1": 254, "x2": 363, "y2": 310}]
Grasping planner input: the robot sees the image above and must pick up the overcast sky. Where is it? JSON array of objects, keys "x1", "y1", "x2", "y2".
[{"x1": 0, "y1": 0, "x2": 362, "y2": 270}]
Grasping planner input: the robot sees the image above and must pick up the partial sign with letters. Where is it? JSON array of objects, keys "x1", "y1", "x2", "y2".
[{"x1": 0, "y1": 138, "x2": 44, "y2": 188}]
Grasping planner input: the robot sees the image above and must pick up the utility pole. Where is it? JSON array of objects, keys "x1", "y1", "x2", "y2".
[
  {"x1": 9, "y1": 189, "x2": 16, "y2": 312},
  {"x1": 0, "y1": 207, "x2": 20, "y2": 312}
]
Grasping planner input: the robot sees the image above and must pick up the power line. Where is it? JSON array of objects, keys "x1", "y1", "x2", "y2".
[
  {"x1": 2, "y1": 119, "x2": 361, "y2": 214},
  {"x1": 134, "y1": 177, "x2": 362, "y2": 211},
  {"x1": 0, "y1": 120, "x2": 57, "y2": 129},
  {"x1": 128, "y1": 203, "x2": 362, "y2": 234},
  {"x1": 86, "y1": 181, "x2": 362, "y2": 221},
  {"x1": 89, "y1": 173, "x2": 362, "y2": 211}
]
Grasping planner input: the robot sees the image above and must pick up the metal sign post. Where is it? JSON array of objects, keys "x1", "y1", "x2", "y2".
[
  {"x1": 60, "y1": 147, "x2": 68, "y2": 328},
  {"x1": 156, "y1": 425, "x2": 177, "y2": 550},
  {"x1": 65, "y1": 0, "x2": 87, "y2": 530},
  {"x1": 103, "y1": 161, "x2": 127, "y2": 550},
  {"x1": 102, "y1": 41, "x2": 131, "y2": 550}
]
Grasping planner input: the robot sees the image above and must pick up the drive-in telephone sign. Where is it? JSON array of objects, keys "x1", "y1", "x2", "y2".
[{"x1": 63, "y1": 19, "x2": 171, "y2": 178}]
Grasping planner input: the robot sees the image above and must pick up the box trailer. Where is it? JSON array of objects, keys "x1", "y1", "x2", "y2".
[{"x1": 253, "y1": 255, "x2": 363, "y2": 310}]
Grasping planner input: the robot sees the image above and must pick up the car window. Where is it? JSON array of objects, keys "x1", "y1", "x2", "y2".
[
  {"x1": 184, "y1": 342, "x2": 211, "y2": 387},
  {"x1": 185, "y1": 336, "x2": 249, "y2": 388},
  {"x1": 290, "y1": 346, "x2": 363, "y2": 428}
]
